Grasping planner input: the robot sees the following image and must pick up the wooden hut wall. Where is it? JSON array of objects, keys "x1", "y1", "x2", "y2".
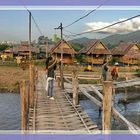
[{"x1": 55, "y1": 53, "x2": 74, "y2": 64}]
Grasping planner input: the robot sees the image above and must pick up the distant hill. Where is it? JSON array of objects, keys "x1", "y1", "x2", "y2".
[
  {"x1": 102, "y1": 31, "x2": 140, "y2": 48},
  {"x1": 69, "y1": 37, "x2": 91, "y2": 44},
  {"x1": 69, "y1": 31, "x2": 140, "y2": 51}
]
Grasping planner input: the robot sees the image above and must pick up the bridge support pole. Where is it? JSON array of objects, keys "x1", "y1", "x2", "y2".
[
  {"x1": 124, "y1": 76, "x2": 128, "y2": 102},
  {"x1": 57, "y1": 77, "x2": 61, "y2": 87},
  {"x1": 33, "y1": 67, "x2": 38, "y2": 92},
  {"x1": 29, "y1": 62, "x2": 34, "y2": 108},
  {"x1": 102, "y1": 81, "x2": 112, "y2": 133},
  {"x1": 112, "y1": 87, "x2": 115, "y2": 105},
  {"x1": 72, "y1": 65, "x2": 79, "y2": 106},
  {"x1": 20, "y1": 80, "x2": 26, "y2": 130},
  {"x1": 124, "y1": 87, "x2": 128, "y2": 101}
]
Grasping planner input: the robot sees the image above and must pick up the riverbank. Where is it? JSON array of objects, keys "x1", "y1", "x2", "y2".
[
  {"x1": 0, "y1": 65, "x2": 138, "y2": 93},
  {"x1": 0, "y1": 66, "x2": 29, "y2": 93}
]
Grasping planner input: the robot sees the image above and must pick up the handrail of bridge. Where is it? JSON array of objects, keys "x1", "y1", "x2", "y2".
[
  {"x1": 20, "y1": 80, "x2": 30, "y2": 130},
  {"x1": 64, "y1": 78, "x2": 140, "y2": 92},
  {"x1": 63, "y1": 76, "x2": 140, "y2": 134},
  {"x1": 20, "y1": 66, "x2": 38, "y2": 130}
]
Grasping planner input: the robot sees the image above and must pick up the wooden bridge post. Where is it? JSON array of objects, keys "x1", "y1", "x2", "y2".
[
  {"x1": 20, "y1": 80, "x2": 26, "y2": 130},
  {"x1": 29, "y1": 62, "x2": 34, "y2": 108},
  {"x1": 57, "y1": 77, "x2": 61, "y2": 87},
  {"x1": 72, "y1": 64, "x2": 79, "y2": 106},
  {"x1": 124, "y1": 75, "x2": 128, "y2": 101},
  {"x1": 33, "y1": 67, "x2": 37, "y2": 92},
  {"x1": 124, "y1": 87, "x2": 128, "y2": 102},
  {"x1": 102, "y1": 81, "x2": 112, "y2": 132},
  {"x1": 112, "y1": 87, "x2": 115, "y2": 105},
  {"x1": 35, "y1": 68, "x2": 38, "y2": 90}
]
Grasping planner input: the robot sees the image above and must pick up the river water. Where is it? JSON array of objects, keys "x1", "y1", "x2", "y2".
[
  {"x1": 0, "y1": 89, "x2": 139, "y2": 130},
  {"x1": 80, "y1": 87, "x2": 140, "y2": 130},
  {"x1": 0, "y1": 93, "x2": 20, "y2": 130}
]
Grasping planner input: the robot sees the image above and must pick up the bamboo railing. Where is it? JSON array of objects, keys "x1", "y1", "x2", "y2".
[
  {"x1": 63, "y1": 76, "x2": 140, "y2": 134},
  {"x1": 20, "y1": 65, "x2": 38, "y2": 130}
]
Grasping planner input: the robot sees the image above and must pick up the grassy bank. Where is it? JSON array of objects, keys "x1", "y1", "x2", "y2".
[
  {"x1": 0, "y1": 65, "x2": 138, "y2": 93},
  {"x1": 0, "y1": 66, "x2": 29, "y2": 93}
]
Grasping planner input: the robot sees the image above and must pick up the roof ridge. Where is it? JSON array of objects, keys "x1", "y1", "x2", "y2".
[{"x1": 86, "y1": 40, "x2": 99, "y2": 54}]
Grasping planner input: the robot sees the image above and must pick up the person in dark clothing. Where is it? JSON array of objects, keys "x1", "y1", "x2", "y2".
[
  {"x1": 98, "y1": 106, "x2": 102, "y2": 118},
  {"x1": 45, "y1": 55, "x2": 57, "y2": 100},
  {"x1": 101, "y1": 60, "x2": 108, "y2": 81}
]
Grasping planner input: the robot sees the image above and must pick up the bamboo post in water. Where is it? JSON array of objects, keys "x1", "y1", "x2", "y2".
[
  {"x1": 112, "y1": 87, "x2": 115, "y2": 106},
  {"x1": 124, "y1": 74, "x2": 128, "y2": 101},
  {"x1": 20, "y1": 80, "x2": 26, "y2": 130},
  {"x1": 124, "y1": 87, "x2": 128, "y2": 102},
  {"x1": 102, "y1": 81, "x2": 113, "y2": 132},
  {"x1": 72, "y1": 63, "x2": 79, "y2": 106}
]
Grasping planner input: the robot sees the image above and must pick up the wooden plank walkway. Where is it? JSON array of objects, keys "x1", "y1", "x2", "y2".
[{"x1": 29, "y1": 71, "x2": 99, "y2": 133}]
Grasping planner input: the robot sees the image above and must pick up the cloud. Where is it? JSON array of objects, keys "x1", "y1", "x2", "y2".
[{"x1": 86, "y1": 17, "x2": 140, "y2": 33}]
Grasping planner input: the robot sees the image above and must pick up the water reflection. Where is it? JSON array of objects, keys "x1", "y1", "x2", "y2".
[
  {"x1": 0, "y1": 89, "x2": 139, "y2": 130},
  {"x1": 80, "y1": 89, "x2": 140, "y2": 130},
  {"x1": 0, "y1": 93, "x2": 20, "y2": 130}
]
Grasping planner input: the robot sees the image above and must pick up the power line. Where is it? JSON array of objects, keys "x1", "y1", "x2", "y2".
[
  {"x1": 68, "y1": 14, "x2": 140, "y2": 37},
  {"x1": 31, "y1": 14, "x2": 44, "y2": 36},
  {"x1": 54, "y1": 23, "x2": 64, "y2": 89},
  {"x1": 63, "y1": 34, "x2": 72, "y2": 40},
  {"x1": 23, "y1": 6, "x2": 44, "y2": 36},
  {"x1": 63, "y1": 29, "x2": 77, "y2": 35},
  {"x1": 63, "y1": 0, "x2": 110, "y2": 28}
]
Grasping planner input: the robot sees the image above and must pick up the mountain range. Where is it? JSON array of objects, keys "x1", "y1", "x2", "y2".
[{"x1": 69, "y1": 31, "x2": 140, "y2": 49}]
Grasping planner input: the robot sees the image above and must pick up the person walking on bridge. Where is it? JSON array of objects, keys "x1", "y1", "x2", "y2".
[
  {"x1": 45, "y1": 54, "x2": 57, "y2": 100},
  {"x1": 101, "y1": 60, "x2": 108, "y2": 81},
  {"x1": 111, "y1": 62, "x2": 119, "y2": 81}
]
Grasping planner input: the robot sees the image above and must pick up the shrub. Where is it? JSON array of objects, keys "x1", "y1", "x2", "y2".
[{"x1": 136, "y1": 70, "x2": 140, "y2": 77}]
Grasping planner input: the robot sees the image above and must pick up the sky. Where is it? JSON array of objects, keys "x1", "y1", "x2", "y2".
[{"x1": 0, "y1": 9, "x2": 140, "y2": 42}]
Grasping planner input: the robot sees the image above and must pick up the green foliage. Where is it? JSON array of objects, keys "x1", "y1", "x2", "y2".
[
  {"x1": 0, "y1": 44, "x2": 12, "y2": 51},
  {"x1": 38, "y1": 36, "x2": 49, "y2": 45},
  {"x1": 136, "y1": 70, "x2": 140, "y2": 77},
  {"x1": 71, "y1": 43, "x2": 83, "y2": 51},
  {"x1": 110, "y1": 57, "x2": 119, "y2": 65},
  {"x1": 52, "y1": 34, "x2": 60, "y2": 43},
  {"x1": 75, "y1": 54, "x2": 84, "y2": 63}
]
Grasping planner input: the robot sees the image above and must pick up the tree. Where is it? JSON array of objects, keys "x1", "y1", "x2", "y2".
[
  {"x1": 52, "y1": 34, "x2": 60, "y2": 43},
  {"x1": 38, "y1": 36, "x2": 48, "y2": 45},
  {"x1": 75, "y1": 54, "x2": 84, "y2": 63},
  {"x1": 0, "y1": 44, "x2": 12, "y2": 51},
  {"x1": 71, "y1": 43, "x2": 83, "y2": 51},
  {"x1": 110, "y1": 57, "x2": 119, "y2": 65}
]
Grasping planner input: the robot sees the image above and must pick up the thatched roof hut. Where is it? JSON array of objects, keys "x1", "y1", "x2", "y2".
[{"x1": 79, "y1": 40, "x2": 111, "y2": 55}]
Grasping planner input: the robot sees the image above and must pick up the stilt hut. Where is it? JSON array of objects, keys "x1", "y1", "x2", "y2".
[
  {"x1": 49, "y1": 39, "x2": 77, "y2": 64},
  {"x1": 111, "y1": 42, "x2": 140, "y2": 65},
  {"x1": 78, "y1": 40, "x2": 111, "y2": 65},
  {"x1": 15, "y1": 41, "x2": 40, "y2": 59}
]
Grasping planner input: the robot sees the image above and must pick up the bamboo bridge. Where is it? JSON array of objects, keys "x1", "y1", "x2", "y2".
[{"x1": 19, "y1": 66, "x2": 140, "y2": 134}]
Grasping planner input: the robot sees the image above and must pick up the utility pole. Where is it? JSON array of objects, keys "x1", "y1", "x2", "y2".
[
  {"x1": 60, "y1": 23, "x2": 63, "y2": 40},
  {"x1": 46, "y1": 40, "x2": 48, "y2": 58},
  {"x1": 28, "y1": 11, "x2": 34, "y2": 108},
  {"x1": 55, "y1": 23, "x2": 64, "y2": 89},
  {"x1": 29, "y1": 11, "x2": 32, "y2": 59}
]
